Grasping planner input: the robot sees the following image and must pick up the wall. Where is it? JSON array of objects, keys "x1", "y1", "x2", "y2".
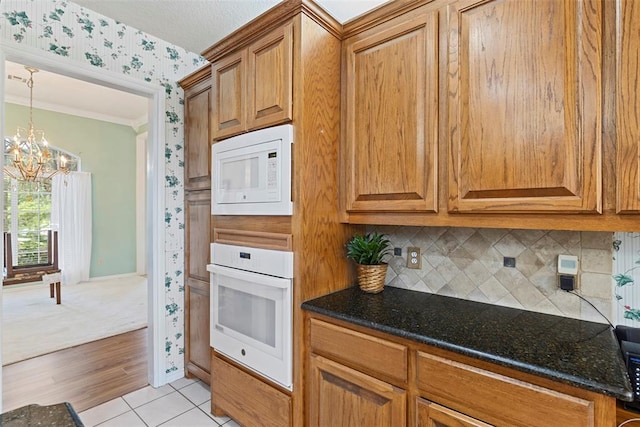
[
  {"x1": 613, "y1": 232, "x2": 640, "y2": 326},
  {"x1": 5, "y1": 102, "x2": 138, "y2": 278},
  {"x1": 1, "y1": 0, "x2": 206, "y2": 378},
  {"x1": 373, "y1": 226, "x2": 615, "y2": 324}
]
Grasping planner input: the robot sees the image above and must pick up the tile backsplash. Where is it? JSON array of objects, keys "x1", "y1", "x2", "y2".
[{"x1": 371, "y1": 226, "x2": 613, "y2": 323}]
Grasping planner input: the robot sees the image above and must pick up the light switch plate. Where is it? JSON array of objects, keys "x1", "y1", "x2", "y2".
[{"x1": 407, "y1": 247, "x2": 421, "y2": 269}]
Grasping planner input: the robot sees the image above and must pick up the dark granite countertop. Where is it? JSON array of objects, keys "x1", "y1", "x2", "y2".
[
  {"x1": 0, "y1": 402, "x2": 84, "y2": 426},
  {"x1": 302, "y1": 286, "x2": 633, "y2": 401}
]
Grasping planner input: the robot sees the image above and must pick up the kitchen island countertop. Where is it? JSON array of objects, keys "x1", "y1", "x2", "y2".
[{"x1": 302, "y1": 285, "x2": 633, "y2": 401}]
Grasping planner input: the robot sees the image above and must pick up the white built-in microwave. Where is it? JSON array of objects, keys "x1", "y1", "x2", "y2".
[{"x1": 212, "y1": 124, "x2": 293, "y2": 215}]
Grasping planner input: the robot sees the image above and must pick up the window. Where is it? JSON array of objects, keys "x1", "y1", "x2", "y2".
[{"x1": 3, "y1": 139, "x2": 80, "y2": 266}]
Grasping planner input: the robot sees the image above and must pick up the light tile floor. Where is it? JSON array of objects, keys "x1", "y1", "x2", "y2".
[{"x1": 79, "y1": 377, "x2": 241, "y2": 427}]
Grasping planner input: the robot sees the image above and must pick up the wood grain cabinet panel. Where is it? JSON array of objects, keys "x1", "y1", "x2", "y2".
[
  {"x1": 416, "y1": 399, "x2": 492, "y2": 427},
  {"x1": 211, "y1": 355, "x2": 291, "y2": 427},
  {"x1": 180, "y1": 65, "x2": 214, "y2": 385},
  {"x1": 212, "y1": 23, "x2": 293, "y2": 141},
  {"x1": 185, "y1": 279, "x2": 210, "y2": 383},
  {"x1": 184, "y1": 77, "x2": 212, "y2": 191},
  {"x1": 309, "y1": 354, "x2": 406, "y2": 427},
  {"x1": 616, "y1": 0, "x2": 640, "y2": 213},
  {"x1": 212, "y1": 50, "x2": 246, "y2": 140},
  {"x1": 247, "y1": 22, "x2": 293, "y2": 130},
  {"x1": 342, "y1": 7, "x2": 439, "y2": 213},
  {"x1": 305, "y1": 313, "x2": 615, "y2": 427},
  {"x1": 184, "y1": 190, "x2": 211, "y2": 383},
  {"x1": 186, "y1": 191, "x2": 211, "y2": 282},
  {"x1": 416, "y1": 352, "x2": 594, "y2": 427},
  {"x1": 310, "y1": 318, "x2": 408, "y2": 385},
  {"x1": 448, "y1": 0, "x2": 602, "y2": 213}
]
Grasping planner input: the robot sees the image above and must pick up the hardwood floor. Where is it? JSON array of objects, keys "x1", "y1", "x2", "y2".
[{"x1": 2, "y1": 328, "x2": 148, "y2": 413}]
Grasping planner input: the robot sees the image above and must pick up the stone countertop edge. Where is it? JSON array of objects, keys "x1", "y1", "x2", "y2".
[{"x1": 301, "y1": 286, "x2": 634, "y2": 402}]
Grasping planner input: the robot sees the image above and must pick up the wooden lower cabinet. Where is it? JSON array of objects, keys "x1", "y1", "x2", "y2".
[
  {"x1": 184, "y1": 190, "x2": 211, "y2": 383},
  {"x1": 210, "y1": 354, "x2": 291, "y2": 427},
  {"x1": 417, "y1": 352, "x2": 594, "y2": 427},
  {"x1": 416, "y1": 399, "x2": 491, "y2": 427},
  {"x1": 184, "y1": 279, "x2": 210, "y2": 383},
  {"x1": 307, "y1": 313, "x2": 617, "y2": 427},
  {"x1": 308, "y1": 354, "x2": 406, "y2": 427}
]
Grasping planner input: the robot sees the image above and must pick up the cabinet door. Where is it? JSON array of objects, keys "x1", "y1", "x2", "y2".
[
  {"x1": 184, "y1": 190, "x2": 211, "y2": 382},
  {"x1": 416, "y1": 399, "x2": 492, "y2": 427},
  {"x1": 212, "y1": 50, "x2": 246, "y2": 140},
  {"x1": 309, "y1": 354, "x2": 406, "y2": 427},
  {"x1": 185, "y1": 279, "x2": 210, "y2": 383},
  {"x1": 448, "y1": 0, "x2": 602, "y2": 213},
  {"x1": 184, "y1": 79, "x2": 211, "y2": 191},
  {"x1": 616, "y1": 0, "x2": 640, "y2": 213},
  {"x1": 343, "y1": 8, "x2": 439, "y2": 213},
  {"x1": 185, "y1": 190, "x2": 211, "y2": 282},
  {"x1": 247, "y1": 22, "x2": 293, "y2": 130}
]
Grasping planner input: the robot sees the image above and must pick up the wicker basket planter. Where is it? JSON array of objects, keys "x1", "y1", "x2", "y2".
[
  {"x1": 356, "y1": 263, "x2": 388, "y2": 294},
  {"x1": 346, "y1": 232, "x2": 392, "y2": 294}
]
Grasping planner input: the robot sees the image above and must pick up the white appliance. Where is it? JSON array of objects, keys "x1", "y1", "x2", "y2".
[
  {"x1": 212, "y1": 124, "x2": 293, "y2": 215},
  {"x1": 208, "y1": 243, "x2": 294, "y2": 390}
]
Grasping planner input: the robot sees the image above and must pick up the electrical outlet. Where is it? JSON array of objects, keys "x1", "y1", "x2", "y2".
[
  {"x1": 407, "y1": 247, "x2": 421, "y2": 269},
  {"x1": 503, "y1": 257, "x2": 516, "y2": 268}
]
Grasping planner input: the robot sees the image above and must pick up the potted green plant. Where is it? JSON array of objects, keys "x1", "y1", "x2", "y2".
[{"x1": 346, "y1": 232, "x2": 392, "y2": 293}]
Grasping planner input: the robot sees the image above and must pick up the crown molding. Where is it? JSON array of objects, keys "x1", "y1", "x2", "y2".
[{"x1": 5, "y1": 95, "x2": 147, "y2": 131}]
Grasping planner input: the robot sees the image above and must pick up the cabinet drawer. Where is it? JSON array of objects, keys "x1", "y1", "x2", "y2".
[
  {"x1": 310, "y1": 318, "x2": 407, "y2": 384},
  {"x1": 416, "y1": 352, "x2": 594, "y2": 427},
  {"x1": 211, "y1": 355, "x2": 291, "y2": 427}
]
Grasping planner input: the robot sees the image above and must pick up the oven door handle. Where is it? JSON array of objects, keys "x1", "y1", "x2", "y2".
[{"x1": 209, "y1": 263, "x2": 292, "y2": 289}]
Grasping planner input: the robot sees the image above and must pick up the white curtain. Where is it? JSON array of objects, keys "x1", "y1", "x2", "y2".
[{"x1": 51, "y1": 172, "x2": 92, "y2": 285}]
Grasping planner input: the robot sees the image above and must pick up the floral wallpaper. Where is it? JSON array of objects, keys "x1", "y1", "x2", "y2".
[
  {"x1": 1, "y1": 0, "x2": 207, "y2": 381},
  {"x1": 613, "y1": 232, "x2": 640, "y2": 326}
]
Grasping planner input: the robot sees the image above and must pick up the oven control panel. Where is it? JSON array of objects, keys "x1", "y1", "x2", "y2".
[{"x1": 211, "y1": 243, "x2": 294, "y2": 279}]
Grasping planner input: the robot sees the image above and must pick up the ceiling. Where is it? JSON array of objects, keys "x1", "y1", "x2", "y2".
[
  {"x1": 5, "y1": 0, "x2": 390, "y2": 128},
  {"x1": 72, "y1": 0, "x2": 391, "y2": 54}
]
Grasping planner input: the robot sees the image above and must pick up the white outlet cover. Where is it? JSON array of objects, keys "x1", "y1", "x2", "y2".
[{"x1": 557, "y1": 254, "x2": 579, "y2": 275}]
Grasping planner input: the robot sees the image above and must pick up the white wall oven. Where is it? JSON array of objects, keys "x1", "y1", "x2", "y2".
[{"x1": 207, "y1": 243, "x2": 294, "y2": 390}]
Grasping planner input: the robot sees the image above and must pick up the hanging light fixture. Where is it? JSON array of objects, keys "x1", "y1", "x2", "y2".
[{"x1": 3, "y1": 66, "x2": 69, "y2": 182}]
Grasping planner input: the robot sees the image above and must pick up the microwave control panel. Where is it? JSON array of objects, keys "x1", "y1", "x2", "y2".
[{"x1": 267, "y1": 151, "x2": 278, "y2": 191}]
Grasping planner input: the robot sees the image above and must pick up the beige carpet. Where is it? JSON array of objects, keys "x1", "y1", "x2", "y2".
[{"x1": 2, "y1": 275, "x2": 147, "y2": 365}]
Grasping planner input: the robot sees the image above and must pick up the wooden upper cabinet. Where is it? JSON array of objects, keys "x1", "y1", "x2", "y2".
[
  {"x1": 342, "y1": 7, "x2": 439, "y2": 213},
  {"x1": 212, "y1": 22, "x2": 293, "y2": 141},
  {"x1": 448, "y1": 0, "x2": 602, "y2": 213},
  {"x1": 616, "y1": 0, "x2": 640, "y2": 213},
  {"x1": 212, "y1": 50, "x2": 246, "y2": 140},
  {"x1": 247, "y1": 22, "x2": 293, "y2": 130},
  {"x1": 184, "y1": 77, "x2": 212, "y2": 191}
]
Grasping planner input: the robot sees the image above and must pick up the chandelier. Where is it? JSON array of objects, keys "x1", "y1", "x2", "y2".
[{"x1": 4, "y1": 66, "x2": 69, "y2": 182}]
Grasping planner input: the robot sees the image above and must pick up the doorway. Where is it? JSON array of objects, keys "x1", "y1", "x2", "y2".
[{"x1": 0, "y1": 44, "x2": 167, "y2": 410}]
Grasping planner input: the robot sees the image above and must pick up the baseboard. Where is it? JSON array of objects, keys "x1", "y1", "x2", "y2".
[
  {"x1": 164, "y1": 369, "x2": 185, "y2": 386},
  {"x1": 87, "y1": 272, "x2": 146, "y2": 282}
]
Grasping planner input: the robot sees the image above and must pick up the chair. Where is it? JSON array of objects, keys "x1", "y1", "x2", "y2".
[{"x1": 3, "y1": 230, "x2": 63, "y2": 304}]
